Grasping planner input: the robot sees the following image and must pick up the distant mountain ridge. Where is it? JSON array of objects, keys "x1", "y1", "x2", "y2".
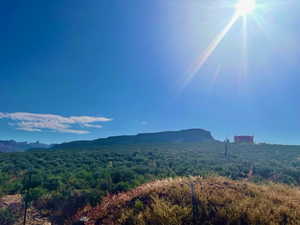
[
  {"x1": 0, "y1": 140, "x2": 50, "y2": 152},
  {"x1": 52, "y1": 128, "x2": 215, "y2": 150}
]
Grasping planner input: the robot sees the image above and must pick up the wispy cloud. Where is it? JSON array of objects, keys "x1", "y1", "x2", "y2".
[{"x1": 0, "y1": 112, "x2": 112, "y2": 134}]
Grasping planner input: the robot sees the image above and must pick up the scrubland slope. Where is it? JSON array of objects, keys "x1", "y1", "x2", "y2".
[{"x1": 75, "y1": 176, "x2": 300, "y2": 225}]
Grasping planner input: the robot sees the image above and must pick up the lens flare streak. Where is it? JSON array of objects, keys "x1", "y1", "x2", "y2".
[
  {"x1": 184, "y1": 12, "x2": 240, "y2": 87},
  {"x1": 242, "y1": 16, "x2": 248, "y2": 77}
]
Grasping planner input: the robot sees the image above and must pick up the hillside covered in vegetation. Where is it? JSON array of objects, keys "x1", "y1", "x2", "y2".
[
  {"x1": 74, "y1": 176, "x2": 300, "y2": 225},
  {"x1": 1, "y1": 130, "x2": 300, "y2": 224},
  {"x1": 51, "y1": 129, "x2": 214, "y2": 150}
]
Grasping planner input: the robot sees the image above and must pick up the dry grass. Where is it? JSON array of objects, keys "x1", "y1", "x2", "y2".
[{"x1": 74, "y1": 176, "x2": 300, "y2": 225}]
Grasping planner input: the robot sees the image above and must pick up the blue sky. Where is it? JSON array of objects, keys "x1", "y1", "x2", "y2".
[{"x1": 1, "y1": 0, "x2": 300, "y2": 144}]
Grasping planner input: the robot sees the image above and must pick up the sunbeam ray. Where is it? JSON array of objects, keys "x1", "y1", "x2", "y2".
[
  {"x1": 183, "y1": 12, "x2": 240, "y2": 87},
  {"x1": 241, "y1": 15, "x2": 248, "y2": 77}
]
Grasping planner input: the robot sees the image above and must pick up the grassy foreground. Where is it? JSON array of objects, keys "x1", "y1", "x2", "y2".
[{"x1": 74, "y1": 176, "x2": 300, "y2": 225}]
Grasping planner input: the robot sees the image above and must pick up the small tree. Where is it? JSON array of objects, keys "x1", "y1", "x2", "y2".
[
  {"x1": 22, "y1": 169, "x2": 32, "y2": 225},
  {"x1": 21, "y1": 169, "x2": 43, "y2": 225}
]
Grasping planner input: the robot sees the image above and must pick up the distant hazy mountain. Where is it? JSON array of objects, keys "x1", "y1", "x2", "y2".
[
  {"x1": 0, "y1": 140, "x2": 50, "y2": 152},
  {"x1": 52, "y1": 128, "x2": 215, "y2": 150}
]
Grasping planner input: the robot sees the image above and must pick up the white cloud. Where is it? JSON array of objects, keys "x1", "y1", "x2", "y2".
[
  {"x1": 0, "y1": 112, "x2": 112, "y2": 134},
  {"x1": 82, "y1": 124, "x2": 103, "y2": 128},
  {"x1": 17, "y1": 126, "x2": 42, "y2": 132}
]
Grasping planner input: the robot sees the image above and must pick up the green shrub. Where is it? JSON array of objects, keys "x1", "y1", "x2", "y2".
[{"x1": 0, "y1": 208, "x2": 17, "y2": 225}]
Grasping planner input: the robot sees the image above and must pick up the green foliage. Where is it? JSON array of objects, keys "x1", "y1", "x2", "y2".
[
  {"x1": 43, "y1": 176, "x2": 61, "y2": 191},
  {"x1": 134, "y1": 199, "x2": 144, "y2": 211},
  {"x1": 23, "y1": 186, "x2": 47, "y2": 203},
  {"x1": 113, "y1": 182, "x2": 131, "y2": 193},
  {"x1": 0, "y1": 208, "x2": 17, "y2": 225},
  {"x1": 1, "y1": 141, "x2": 300, "y2": 223}
]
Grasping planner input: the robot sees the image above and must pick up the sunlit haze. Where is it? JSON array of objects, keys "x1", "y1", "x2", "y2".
[{"x1": 235, "y1": 0, "x2": 256, "y2": 16}]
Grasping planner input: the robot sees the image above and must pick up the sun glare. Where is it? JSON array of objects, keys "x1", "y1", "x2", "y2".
[
  {"x1": 235, "y1": 0, "x2": 256, "y2": 16},
  {"x1": 184, "y1": 0, "x2": 259, "y2": 87}
]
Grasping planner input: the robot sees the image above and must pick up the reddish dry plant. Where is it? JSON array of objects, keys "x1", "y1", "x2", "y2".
[{"x1": 73, "y1": 176, "x2": 300, "y2": 225}]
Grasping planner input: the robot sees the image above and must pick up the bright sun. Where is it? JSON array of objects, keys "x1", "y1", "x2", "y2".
[
  {"x1": 185, "y1": 0, "x2": 259, "y2": 85},
  {"x1": 235, "y1": 0, "x2": 256, "y2": 16}
]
